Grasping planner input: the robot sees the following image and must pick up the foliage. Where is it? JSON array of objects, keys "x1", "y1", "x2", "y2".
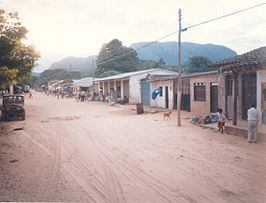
[
  {"x1": 131, "y1": 41, "x2": 237, "y2": 65},
  {"x1": 183, "y1": 56, "x2": 215, "y2": 74},
  {"x1": 99, "y1": 70, "x2": 121, "y2": 78},
  {"x1": 0, "y1": 9, "x2": 40, "y2": 89},
  {"x1": 38, "y1": 69, "x2": 82, "y2": 86},
  {"x1": 95, "y1": 39, "x2": 140, "y2": 77},
  {"x1": 18, "y1": 75, "x2": 39, "y2": 88}
]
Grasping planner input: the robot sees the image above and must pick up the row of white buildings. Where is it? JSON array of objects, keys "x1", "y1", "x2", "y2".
[{"x1": 48, "y1": 47, "x2": 266, "y2": 126}]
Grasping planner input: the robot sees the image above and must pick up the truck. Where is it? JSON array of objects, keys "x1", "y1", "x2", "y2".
[{"x1": 2, "y1": 95, "x2": 25, "y2": 121}]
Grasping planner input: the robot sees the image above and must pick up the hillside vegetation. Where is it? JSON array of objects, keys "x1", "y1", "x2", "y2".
[{"x1": 130, "y1": 41, "x2": 237, "y2": 65}]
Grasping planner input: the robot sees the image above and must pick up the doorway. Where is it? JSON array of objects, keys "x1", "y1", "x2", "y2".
[
  {"x1": 165, "y1": 86, "x2": 169, "y2": 109},
  {"x1": 242, "y1": 72, "x2": 256, "y2": 120},
  {"x1": 210, "y1": 83, "x2": 218, "y2": 113}
]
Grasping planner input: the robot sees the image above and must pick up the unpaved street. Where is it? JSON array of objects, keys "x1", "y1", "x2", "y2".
[{"x1": 0, "y1": 92, "x2": 266, "y2": 202}]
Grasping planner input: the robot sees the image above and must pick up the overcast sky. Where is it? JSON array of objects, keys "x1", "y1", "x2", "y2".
[{"x1": 2, "y1": 0, "x2": 266, "y2": 72}]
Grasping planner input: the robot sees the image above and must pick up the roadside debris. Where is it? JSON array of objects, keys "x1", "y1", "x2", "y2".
[
  {"x1": 9, "y1": 159, "x2": 18, "y2": 163},
  {"x1": 13, "y1": 127, "x2": 24, "y2": 131},
  {"x1": 191, "y1": 114, "x2": 217, "y2": 125},
  {"x1": 40, "y1": 120, "x2": 49, "y2": 123}
]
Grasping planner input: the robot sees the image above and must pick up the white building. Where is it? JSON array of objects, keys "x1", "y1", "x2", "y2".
[
  {"x1": 94, "y1": 69, "x2": 177, "y2": 104},
  {"x1": 72, "y1": 77, "x2": 94, "y2": 93}
]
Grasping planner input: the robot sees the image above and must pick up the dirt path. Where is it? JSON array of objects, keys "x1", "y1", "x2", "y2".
[{"x1": 0, "y1": 92, "x2": 265, "y2": 202}]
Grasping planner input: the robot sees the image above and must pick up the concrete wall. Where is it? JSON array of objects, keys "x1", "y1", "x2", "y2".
[
  {"x1": 189, "y1": 73, "x2": 218, "y2": 115},
  {"x1": 129, "y1": 70, "x2": 173, "y2": 104},
  {"x1": 129, "y1": 74, "x2": 143, "y2": 104},
  {"x1": 150, "y1": 80, "x2": 174, "y2": 109},
  {"x1": 257, "y1": 67, "x2": 266, "y2": 117}
]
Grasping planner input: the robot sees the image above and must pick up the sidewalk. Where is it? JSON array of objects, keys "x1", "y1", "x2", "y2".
[{"x1": 225, "y1": 120, "x2": 266, "y2": 143}]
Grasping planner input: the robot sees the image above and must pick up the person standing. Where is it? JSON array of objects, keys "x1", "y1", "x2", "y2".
[
  {"x1": 217, "y1": 108, "x2": 226, "y2": 134},
  {"x1": 247, "y1": 105, "x2": 260, "y2": 143}
]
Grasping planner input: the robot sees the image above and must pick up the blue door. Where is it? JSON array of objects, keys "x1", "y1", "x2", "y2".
[{"x1": 141, "y1": 79, "x2": 150, "y2": 106}]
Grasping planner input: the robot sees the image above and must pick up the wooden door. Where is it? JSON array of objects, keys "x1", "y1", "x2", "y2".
[
  {"x1": 242, "y1": 72, "x2": 256, "y2": 120},
  {"x1": 141, "y1": 79, "x2": 150, "y2": 106},
  {"x1": 165, "y1": 86, "x2": 169, "y2": 109},
  {"x1": 210, "y1": 83, "x2": 218, "y2": 113}
]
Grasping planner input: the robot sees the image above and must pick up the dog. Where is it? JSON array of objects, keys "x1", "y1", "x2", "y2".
[{"x1": 163, "y1": 111, "x2": 171, "y2": 120}]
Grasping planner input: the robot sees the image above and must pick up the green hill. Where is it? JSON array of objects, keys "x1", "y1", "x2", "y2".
[{"x1": 130, "y1": 42, "x2": 237, "y2": 65}]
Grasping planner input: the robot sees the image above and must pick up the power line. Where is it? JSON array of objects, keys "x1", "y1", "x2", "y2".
[
  {"x1": 96, "y1": 31, "x2": 177, "y2": 66},
  {"x1": 97, "y1": 3, "x2": 265, "y2": 67},
  {"x1": 182, "y1": 3, "x2": 266, "y2": 31}
]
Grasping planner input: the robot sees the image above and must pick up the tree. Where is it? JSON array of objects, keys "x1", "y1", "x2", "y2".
[
  {"x1": 95, "y1": 39, "x2": 139, "y2": 77},
  {"x1": 0, "y1": 9, "x2": 40, "y2": 89},
  {"x1": 183, "y1": 56, "x2": 214, "y2": 74},
  {"x1": 38, "y1": 69, "x2": 82, "y2": 86},
  {"x1": 99, "y1": 70, "x2": 121, "y2": 78}
]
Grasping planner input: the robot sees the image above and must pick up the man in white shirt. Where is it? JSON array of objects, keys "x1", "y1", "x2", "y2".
[{"x1": 247, "y1": 105, "x2": 260, "y2": 143}]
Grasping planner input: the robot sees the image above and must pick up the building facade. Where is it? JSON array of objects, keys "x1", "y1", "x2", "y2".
[{"x1": 211, "y1": 46, "x2": 266, "y2": 125}]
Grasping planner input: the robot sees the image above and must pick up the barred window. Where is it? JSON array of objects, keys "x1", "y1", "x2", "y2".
[{"x1": 194, "y1": 83, "x2": 206, "y2": 101}]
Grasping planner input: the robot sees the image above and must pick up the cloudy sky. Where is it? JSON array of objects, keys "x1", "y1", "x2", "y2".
[{"x1": 2, "y1": 0, "x2": 266, "y2": 72}]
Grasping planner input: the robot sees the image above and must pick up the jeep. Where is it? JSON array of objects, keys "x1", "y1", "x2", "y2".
[{"x1": 2, "y1": 95, "x2": 25, "y2": 121}]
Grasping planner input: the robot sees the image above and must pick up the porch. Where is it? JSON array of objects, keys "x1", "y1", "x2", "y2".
[{"x1": 225, "y1": 120, "x2": 266, "y2": 143}]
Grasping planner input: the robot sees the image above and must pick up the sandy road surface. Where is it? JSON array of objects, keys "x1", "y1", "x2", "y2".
[{"x1": 0, "y1": 92, "x2": 266, "y2": 202}]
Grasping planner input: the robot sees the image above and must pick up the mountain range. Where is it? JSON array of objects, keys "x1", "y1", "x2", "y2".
[
  {"x1": 130, "y1": 41, "x2": 237, "y2": 65},
  {"x1": 49, "y1": 55, "x2": 97, "y2": 73},
  {"x1": 43, "y1": 42, "x2": 237, "y2": 74}
]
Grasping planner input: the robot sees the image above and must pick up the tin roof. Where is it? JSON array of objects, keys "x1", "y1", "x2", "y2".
[
  {"x1": 94, "y1": 69, "x2": 177, "y2": 82},
  {"x1": 73, "y1": 77, "x2": 93, "y2": 87}
]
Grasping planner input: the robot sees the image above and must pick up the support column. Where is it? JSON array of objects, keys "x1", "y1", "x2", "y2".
[
  {"x1": 102, "y1": 82, "x2": 105, "y2": 95},
  {"x1": 108, "y1": 81, "x2": 110, "y2": 95},
  {"x1": 10, "y1": 84, "x2": 14, "y2": 94},
  {"x1": 98, "y1": 82, "x2": 101, "y2": 93},
  {"x1": 114, "y1": 81, "x2": 117, "y2": 91},
  {"x1": 233, "y1": 72, "x2": 238, "y2": 125},
  {"x1": 121, "y1": 80, "x2": 124, "y2": 98}
]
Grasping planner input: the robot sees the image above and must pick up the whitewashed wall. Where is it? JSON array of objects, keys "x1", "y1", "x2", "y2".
[
  {"x1": 257, "y1": 67, "x2": 266, "y2": 115},
  {"x1": 129, "y1": 70, "x2": 176, "y2": 104},
  {"x1": 150, "y1": 80, "x2": 174, "y2": 109},
  {"x1": 129, "y1": 74, "x2": 145, "y2": 104}
]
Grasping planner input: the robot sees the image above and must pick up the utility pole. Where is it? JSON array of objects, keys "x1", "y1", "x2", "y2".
[
  {"x1": 177, "y1": 8, "x2": 182, "y2": 126},
  {"x1": 91, "y1": 58, "x2": 95, "y2": 100}
]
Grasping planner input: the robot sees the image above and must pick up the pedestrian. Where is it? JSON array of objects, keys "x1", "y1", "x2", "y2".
[
  {"x1": 217, "y1": 108, "x2": 226, "y2": 134},
  {"x1": 247, "y1": 104, "x2": 260, "y2": 143},
  {"x1": 80, "y1": 91, "x2": 85, "y2": 102}
]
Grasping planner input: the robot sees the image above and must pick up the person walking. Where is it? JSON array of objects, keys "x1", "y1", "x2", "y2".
[{"x1": 247, "y1": 104, "x2": 260, "y2": 143}]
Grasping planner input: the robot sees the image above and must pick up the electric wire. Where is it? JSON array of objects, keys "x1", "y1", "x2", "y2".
[
  {"x1": 96, "y1": 3, "x2": 266, "y2": 67},
  {"x1": 182, "y1": 3, "x2": 266, "y2": 31}
]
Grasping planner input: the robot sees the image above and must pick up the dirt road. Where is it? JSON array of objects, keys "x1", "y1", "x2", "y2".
[{"x1": 0, "y1": 92, "x2": 265, "y2": 202}]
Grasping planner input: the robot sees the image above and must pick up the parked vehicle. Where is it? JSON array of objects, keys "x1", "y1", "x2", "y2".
[{"x1": 2, "y1": 95, "x2": 25, "y2": 121}]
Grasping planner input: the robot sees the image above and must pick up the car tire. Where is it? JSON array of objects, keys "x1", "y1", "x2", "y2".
[
  {"x1": 2, "y1": 111, "x2": 5, "y2": 121},
  {"x1": 21, "y1": 111, "x2": 25, "y2": 120}
]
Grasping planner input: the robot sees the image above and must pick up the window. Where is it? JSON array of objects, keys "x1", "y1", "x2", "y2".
[
  {"x1": 159, "y1": 86, "x2": 163, "y2": 97},
  {"x1": 182, "y1": 80, "x2": 190, "y2": 95},
  {"x1": 194, "y1": 83, "x2": 206, "y2": 101}
]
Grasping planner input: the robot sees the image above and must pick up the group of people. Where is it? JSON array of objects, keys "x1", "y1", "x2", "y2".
[{"x1": 215, "y1": 105, "x2": 260, "y2": 143}]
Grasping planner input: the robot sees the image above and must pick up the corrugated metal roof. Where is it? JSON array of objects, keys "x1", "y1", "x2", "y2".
[
  {"x1": 73, "y1": 77, "x2": 93, "y2": 87},
  {"x1": 147, "y1": 71, "x2": 218, "y2": 81},
  {"x1": 94, "y1": 69, "x2": 177, "y2": 82}
]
